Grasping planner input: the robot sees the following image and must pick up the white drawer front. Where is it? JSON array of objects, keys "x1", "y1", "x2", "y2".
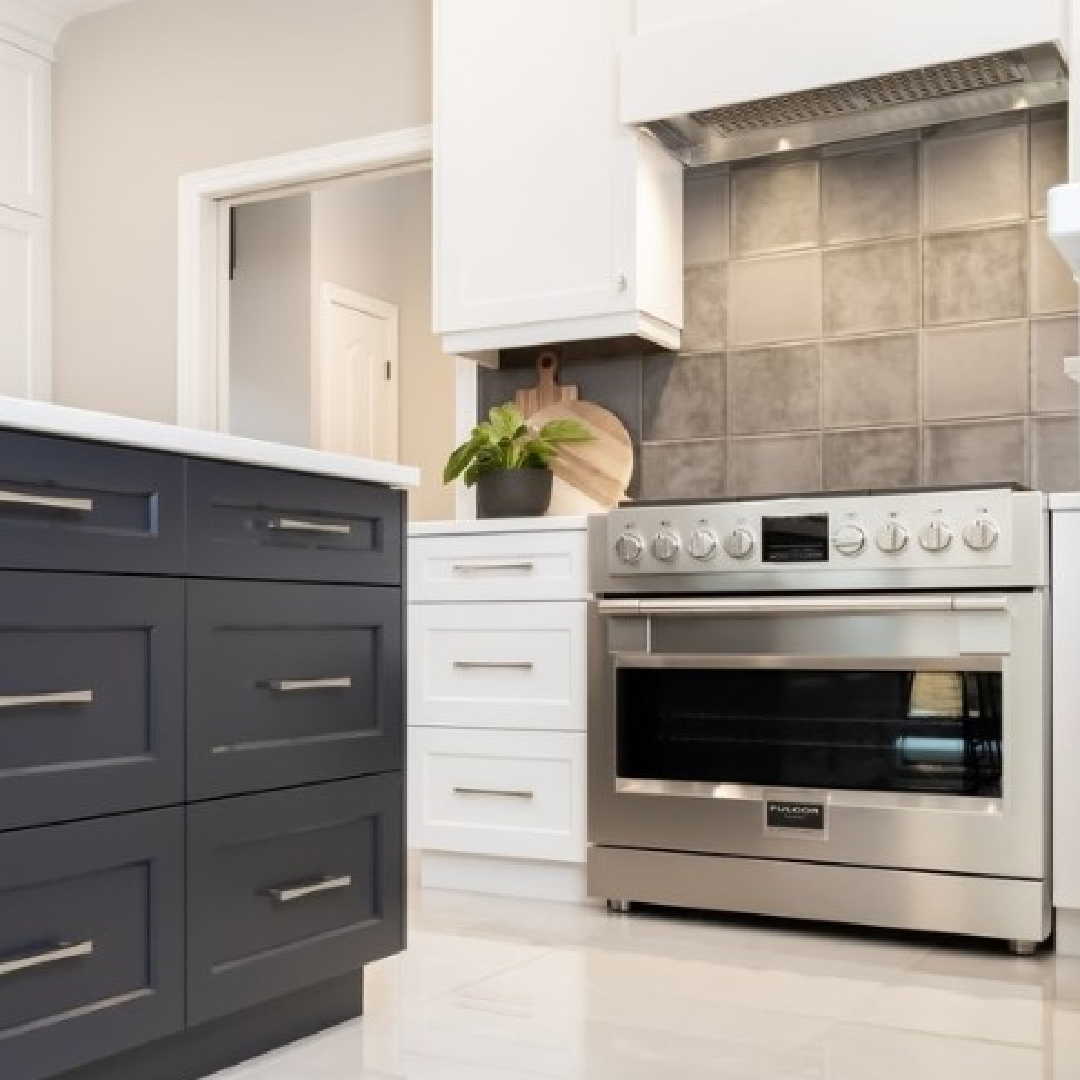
[
  {"x1": 408, "y1": 530, "x2": 588, "y2": 603},
  {"x1": 409, "y1": 602, "x2": 585, "y2": 731},
  {"x1": 409, "y1": 728, "x2": 586, "y2": 862}
]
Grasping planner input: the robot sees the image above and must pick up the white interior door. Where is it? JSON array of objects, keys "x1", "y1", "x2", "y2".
[{"x1": 316, "y1": 283, "x2": 399, "y2": 460}]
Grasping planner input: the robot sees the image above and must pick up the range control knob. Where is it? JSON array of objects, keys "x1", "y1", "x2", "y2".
[
  {"x1": 919, "y1": 520, "x2": 954, "y2": 553},
  {"x1": 832, "y1": 524, "x2": 867, "y2": 557},
  {"x1": 723, "y1": 527, "x2": 755, "y2": 560},
  {"x1": 687, "y1": 526, "x2": 719, "y2": 561},
  {"x1": 963, "y1": 517, "x2": 1000, "y2": 552},
  {"x1": 876, "y1": 520, "x2": 910, "y2": 554},
  {"x1": 652, "y1": 528, "x2": 682, "y2": 562},
  {"x1": 614, "y1": 530, "x2": 645, "y2": 565}
]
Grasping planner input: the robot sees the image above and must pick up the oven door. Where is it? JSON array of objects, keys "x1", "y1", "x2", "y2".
[{"x1": 588, "y1": 592, "x2": 1047, "y2": 880}]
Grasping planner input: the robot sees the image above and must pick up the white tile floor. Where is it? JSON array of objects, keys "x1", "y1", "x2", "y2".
[{"x1": 209, "y1": 887, "x2": 1080, "y2": 1079}]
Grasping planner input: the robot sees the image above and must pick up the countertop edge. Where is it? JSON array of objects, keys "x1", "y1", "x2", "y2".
[
  {"x1": 0, "y1": 396, "x2": 420, "y2": 487},
  {"x1": 409, "y1": 515, "x2": 591, "y2": 535},
  {"x1": 1050, "y1": 493, "x2": 1080, "y2": 511}
]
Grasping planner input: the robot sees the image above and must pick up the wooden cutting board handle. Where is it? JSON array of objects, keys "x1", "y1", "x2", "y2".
[{"x1": 515, "y1": 351, "x2": 579, "y2": 417}]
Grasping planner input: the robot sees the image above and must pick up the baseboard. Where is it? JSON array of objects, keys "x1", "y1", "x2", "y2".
[
  {"x1": 58, "y1": 973, "x2": 363, "y2": 1080},
  {"x1": 420, "y1": 850, "x2": 587, "y2": 902},
  {"x1": 1056, "y1": 908, "x2": 1080, "y2": 955}
]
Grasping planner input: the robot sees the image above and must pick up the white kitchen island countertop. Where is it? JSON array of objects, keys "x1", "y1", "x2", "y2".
[
  {"x1": 409, "y1": 514, "x2": 590, "y2": 535},
  {"x1": 0, "y1": 395, "x2": 420, "y2": 486},
  {"x1": 1050, "y1": 493, "x2": 1080, "y2": 511}
]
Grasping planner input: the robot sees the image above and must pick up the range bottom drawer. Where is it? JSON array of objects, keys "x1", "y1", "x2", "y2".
[
  {"x1": 0, "y1": 809, "x2": 184, "y2": 1080},
  {"x1": 409, "y1": 728, "x2": 586, "y2": 862},
  {"x1": 187, "y1": 774, "x2": 404, "y2": 1024}
]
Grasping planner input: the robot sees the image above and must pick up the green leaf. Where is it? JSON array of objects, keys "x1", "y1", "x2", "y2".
[
  {"x1": 535, "y1": 418, "x2": 594, "y2": 444},
  {"x1": 488, "y1": 403, "x2": 525, "y2": 441},
  {"x1": 442, "y1": 434, "x2": 483, "y2": 484}
]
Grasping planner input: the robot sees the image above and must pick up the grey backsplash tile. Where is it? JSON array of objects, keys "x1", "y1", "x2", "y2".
[
  {"x1": 823, "y1": 239, "x2": 918, "y2": 336},
  {"x1": 641, "y1": 440, "x2": 726, "y2": 500},
  {"x1": 487, "y1": 110, "x2": 1073, "y2": 502},
  {"x1": 823, "y1": 428, "x2": 920, "y2": 491},
  {"x1": 823, "y1": 333, "x2": 918, "y2": 427},
  {"x1": 728, "y1": 343, "x2": 820, "y2": 435},
  {"x1": 682, "y1": 262, "x2": 728, "y2": 351},
  {"x1": 922, "y1": 321, "x2": 1029, "y2": 421},
  {"x1": 925, "y1": 421, "x2": 1029, "y2": 487},
  {"x1": 1033, "y1": 416, "x2": 1080, "y2": 492},
  {"x1": 731, "y1": 160, "x2": 819, "y2": 256},
  {"x1": 923, "y1": 225, "x2": 1027, "y2": 325},
  {"x1": 642, "y1": 352, "x2": 725, "y2": 441},
  {"x1": 729, "y1": 434, "x2": 822, "y2": 497},
  {"x1": 822, "y1": 144, "x2": 917, "y2": 244}
]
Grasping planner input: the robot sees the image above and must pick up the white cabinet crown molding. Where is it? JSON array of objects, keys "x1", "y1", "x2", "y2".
[{"x1": 0, "y1": 0, "x2": 62, "y2": 57}]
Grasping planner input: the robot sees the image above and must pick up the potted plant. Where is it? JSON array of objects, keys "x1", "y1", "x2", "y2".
[{"x1": 443, "y1": 403, "x2": 593, "y2": 517}]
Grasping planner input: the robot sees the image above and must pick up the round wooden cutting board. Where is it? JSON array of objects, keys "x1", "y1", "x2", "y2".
[{"x1": 528, "y1": 400, "x2": 634, "y2": 515}]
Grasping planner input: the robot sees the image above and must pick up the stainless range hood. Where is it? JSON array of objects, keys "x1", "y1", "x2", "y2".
[{"x1": 646, "y1": 45, "x2": 1067, "y2": 167}]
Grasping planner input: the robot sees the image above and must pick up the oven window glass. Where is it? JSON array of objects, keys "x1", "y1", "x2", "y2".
[{"x1": 616, "y1": 667, "x2": 1002, "y2": 796}]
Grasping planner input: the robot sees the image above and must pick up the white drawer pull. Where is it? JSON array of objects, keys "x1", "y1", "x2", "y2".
[
  {"x1": 266, "y1": 677, "x2": 353, "y2": 693},
  {"x1": 452, "y1": 660, "x2": 535, "y2": 671},
  {"x1": 451, "y1": 561, "x2": 535, "y2": 573},
  {"x1": 268, "y1": 517, "x2": 352, "y2": 536},
  {"x1": 0, "y1": 491, "x2": 94, "y2": 514},
  {"x1": 0, "y1": 939, "x2": 94, "y2": 978},
  {"x1": 266, "y1": 874, "x2": 353, "y2": 903},
  {"x1": 0, "y1": 689, "x2": 93, "y2": 710},
  {"x1": 453, "y1": 786, "x2": 535, "y2": 800}
]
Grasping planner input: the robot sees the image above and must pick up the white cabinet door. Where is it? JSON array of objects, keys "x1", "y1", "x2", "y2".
[
  {"x1": 1054, "y1": 511, "x2": 1080, "y2": 909},
  {"x1": 433, "y1": 0, "x2": 681, "y2": 353},
  {"x1": 409, "y1": 601, "x2": 587, "y2": 731},
  {"x1": 409, "y1": 727, "x2": 586, "y2": 862},
  {"x1": 0, "y1": 207, "x2": 48, "y2": 398},
  {"x1": 0, "y1": 41, "x2": 47, "y2": 216}
]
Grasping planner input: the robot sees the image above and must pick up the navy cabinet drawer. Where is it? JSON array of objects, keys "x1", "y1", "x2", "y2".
[
  {"x1": 186, "y1": 580, "x2": 402, "y2": 800},
  {"x1": 0, "y1": 430, "x2": 183, "y2": 574},
  {"x1": 0, "y1": 809, "x2": 184, "y2": 1080},
  {"x1": 185, "y1": 459, "x2": 403, "y2": 584},
  {"x1": 0, "y1": 574, "x2": 184, "y2": 831},
  {"x1": 187, "y1": 774, "x2": 404, "y2": 1024}
]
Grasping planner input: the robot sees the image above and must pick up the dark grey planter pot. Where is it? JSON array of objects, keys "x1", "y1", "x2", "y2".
[{"x1": 476, "y1": 468, "x2": 553, "y2": 518}]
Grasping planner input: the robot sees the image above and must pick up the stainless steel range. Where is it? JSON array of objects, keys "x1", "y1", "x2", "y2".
[{"x1": 587, "y1": 487, "x2": 1050, "y2": 951}]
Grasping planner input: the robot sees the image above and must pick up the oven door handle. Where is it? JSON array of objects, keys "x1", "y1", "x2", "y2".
[
  {"x1": 597, "y1": 594, "x2": 1009, "y2": 617},
  {"x1": 612, "y1": 652, "x2": 1003, "y2": 673}
]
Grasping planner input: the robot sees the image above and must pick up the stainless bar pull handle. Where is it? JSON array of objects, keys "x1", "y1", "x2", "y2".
[
  {"x1": 451, "y1": 561, "x2": 535, "y2": 573},
  {"x1": 599, "y1": 594, "x2": 966, "y2": 617},
  {"x1": 0, "y1": 939, "x2": 94, "y2": 978},
  {"x1": 452, "y1": 660, "x2": 534, "y2": 670},
  {"x1": 268, "y1": 517, "x2": 352, "y2": 536},
  {"x1": 266, "y1": 677, "x2": 352, "y2": 693},
  {"x1": 452, "y1": 786, "x2": 535, "y2": 800},
  {"x1": 0, "y1": 689, "x2": 94, "y2": 710},
  {"x1": 266, "y1": 874, "x2": 352, "y2": 903},
  {"x1": 0, "y1": 491, "x2": 93, "y2": 513}
]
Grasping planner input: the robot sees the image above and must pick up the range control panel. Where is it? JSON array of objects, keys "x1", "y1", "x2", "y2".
[{"x1": 605, "y1": 490, "x2": 1019, "y2": 577}]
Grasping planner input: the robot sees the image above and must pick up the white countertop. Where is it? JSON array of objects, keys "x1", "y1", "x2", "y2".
[
  {"x1": 410, "y1": 514, "x2": 590, "y2": 536},
  {"x1": 0, "y1": 396, "x2": 420, "y2": 487},
  {"x1": 1050, "y1": 493, "x2": 1080, "y2": 511}
]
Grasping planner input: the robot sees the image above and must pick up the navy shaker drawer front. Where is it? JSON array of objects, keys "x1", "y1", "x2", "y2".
[
  {"x1": 0, "y1": 809, "x2": 184, "y2": 1080},
  {"x1": 185, "y1": 459, "x2": 403, "y2": 584},
  {"x1": 0, "y1": 430, "x2": 183, "y2": 574},
  {"x1": 186, "y1": 775, "x2": 404, "y2": 1024},
  {"x1": 186, "y1": 580, "x2": 403, "y2": 799},
  {"x1": 0, "y1": 574, "x2": 184, "y2": 831}
]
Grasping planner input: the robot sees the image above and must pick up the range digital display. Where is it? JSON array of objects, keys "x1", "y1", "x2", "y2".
[{"x1": 762, "y1": 514, "x2": 829, "y2": 563}]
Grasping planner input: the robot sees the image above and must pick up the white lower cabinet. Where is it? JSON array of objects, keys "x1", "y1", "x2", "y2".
[{"x1": 408, "y1": 519, "x2": 589, "y2": 901}]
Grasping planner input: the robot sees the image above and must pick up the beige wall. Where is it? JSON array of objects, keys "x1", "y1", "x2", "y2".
[
  {"x1": 310, "y1": 170, "x2": 455, "y2": 520},
  {"x1": 229, "y1": 194, "x2": 312, "y2": 446},
  {"x1": 52, "y1": 0, "x2": 432, "y2": 423}
]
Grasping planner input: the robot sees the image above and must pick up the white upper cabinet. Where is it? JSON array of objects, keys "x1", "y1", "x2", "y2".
[
  {"x1": 0, "y1": 40, "x2": 47, "y2": 216},
  {"x1": 433, "y1": 0, "x2": 682, "y2": 356},
  {"x1": 622, "y1": 0, "x2": 1067, "y2": 125}
]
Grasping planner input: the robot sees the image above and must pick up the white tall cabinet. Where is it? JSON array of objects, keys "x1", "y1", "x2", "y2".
[
  {"x1": 0, "y1": 33, "x2": 50, "y2": 399},
  {"x1": 407, "y1": 518, "x2": 589, "y2": 901},
  {"x1": 433, "y1": 0, "x2": 683, "y2": 357}
]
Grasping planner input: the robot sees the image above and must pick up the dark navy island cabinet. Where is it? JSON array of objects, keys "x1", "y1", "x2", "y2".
[{"x1": 0, "y1": 432, "x2": 405, "y2": 1080}]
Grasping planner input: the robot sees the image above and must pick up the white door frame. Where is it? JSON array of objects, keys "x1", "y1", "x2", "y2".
[
  {"x1": 315, "y1": 282, "x2": 399, "y2": 459},
  {"x1": 176, "y1": 125, "x2": 433, "y2": 431}
]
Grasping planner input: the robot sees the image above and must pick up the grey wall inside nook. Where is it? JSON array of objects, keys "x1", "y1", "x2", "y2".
[{"x1": 479, "y1": 106, "x2": 1079, "y2": 501}]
